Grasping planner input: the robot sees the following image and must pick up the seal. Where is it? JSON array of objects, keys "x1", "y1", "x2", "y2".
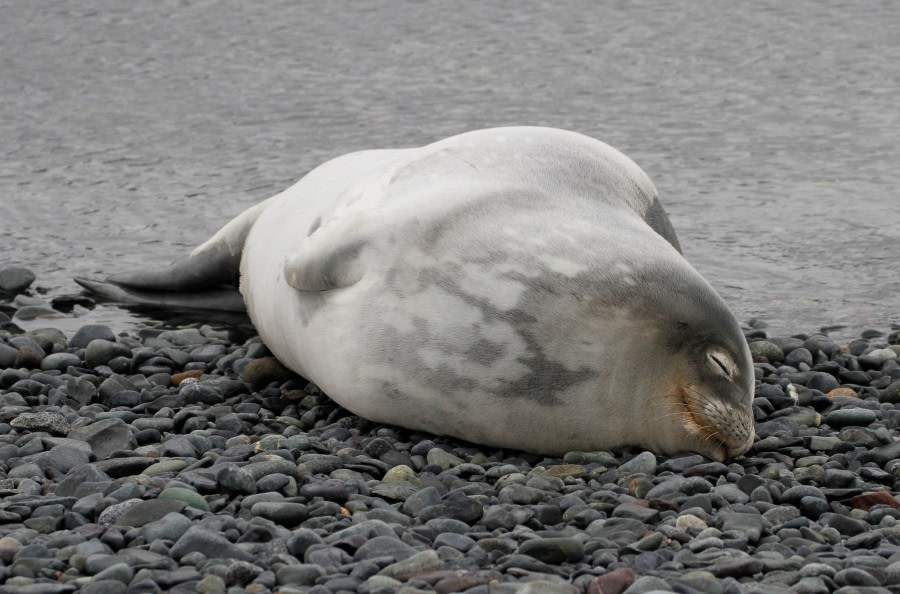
[{"x1": 77, "y1": 127, "x2": 755, "y2": 460}]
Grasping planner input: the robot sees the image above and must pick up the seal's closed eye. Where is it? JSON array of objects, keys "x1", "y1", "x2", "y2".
[{"x1": 708, "y1": 350, "x2": 736, "y2": 379}]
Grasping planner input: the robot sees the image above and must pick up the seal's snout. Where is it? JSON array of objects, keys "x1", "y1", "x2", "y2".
[
  {"x1": 681, "y1": 385, "x2": 754, "y2": 460},
  {"x1": 726, "y1": 424, "x2": 756, "y2": 459}
]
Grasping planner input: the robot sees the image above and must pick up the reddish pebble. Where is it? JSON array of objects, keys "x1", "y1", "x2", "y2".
[
  {"x1": 172, "y1": 370, "x2": 203, "y2": 386},
  {"x1": 851, "y1": 491, "x2": 899, "y2": 511},
  {"x1": 827, "y1": 387, "x2": 858, "y2": 398},
  {"x1": 587, "y1": 567, "x2": 636, "y2": 594}
]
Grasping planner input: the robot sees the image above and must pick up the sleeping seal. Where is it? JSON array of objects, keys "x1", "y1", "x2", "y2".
[{"x1": 77, "y1": 127, "x2": 755, "y2": 460}]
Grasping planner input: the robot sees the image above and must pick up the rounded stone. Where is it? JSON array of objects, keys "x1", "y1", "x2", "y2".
[
  {"x1": 143, "y1": 459, "x2": 189, "y2": 476},
  {"x1": 81, "y1": 580, "x2": 127, "y2": 594},
  {"x1": 70, "y1": 324, "x2": 117, "y2": 349},
  {"x1": 250, "y1": 502, "x2": 308, "y2": 527},
  {"x1": 517, "y1": 537, "x2": 584, "y2": 564},
  {"x1": 196, "y1": 575, "x2": 227, "y2": 593},
  {"x1": 780, "y1": 485, "x2": 826, "y2": 504},
  {"x1": 0, "y1": 267, "x2": 36, "y2": 294},
  {"x1": 84, "y1": 339, "x2": 132, "y2": 369},
  {"x1": 382, "y1": 464, "x2": 421, "y2": 486},
  {"x1": 868, "y1": 348, "x2": 899, "y2": 363},
  {"x1": 142, "y1": 512, "x2": 193, "y2": 543},
  {"x1": 825, "y1": 407, "x2": 877, "y2": 428},
  {"x1": 749, "y1": 340, "x2": 785, "y2": 363},
  {"x1": 93, "y1": 562, "x2": 134, "y2": 584},
  {"x1": 105, "y1": 389, "x2": 141, "y2": 408},
  {"x1": 803, "y1": 336, "x2": 838, "y2": 358},
  {"x1": 40, "y1": 352, "x2": 82, "y2": 372},
  {"x1": 116, "y1": 499, "x2": 187, "y2": 528},
  {"x1": 807, "y1": 372, "x2": 840, "y2": 393},
  {"x1": 225, "y1": 560, "x2": 263, "y2": 586},
  {"x1": 676, "y1": 514, "x2": 708, "y2": 531},
  {"x1": 97, "y1": 499, "x2": 143, "y2": 526},
  {"x1": 11, "y1": 411, "x2": 70, "y2": 435},
  {"x1": 426, "y1": 448, "x2": 464, "y2": 469},
  {"x1": 619, "y1": 451, "x2": 658, "y2": 476},
  {"x1": 834, "y1": 567, "x2": 881, "y2": 587},
  {"x1": 785, "y1": 347, "x2": 814, "y2": 368},
  {"x1": 46, "y1": 444, "x2": 91, "y2": 474},
  {"x1": 378, "y1": 549, "x2": 441, "y2": 578},
  {"x1": 799, "y1": 563, "x2": 837, "y2": 579},
  {"x1": 14, "y1": 346, "x2": 45, "y2": 369},
  {"x1": 9, "y1": 463, "x2": 44, "y2": 480},
  {"x1": 355, "y1": 536, "x2": 416, "y2": 562},
  {"x1": 158, "y1": 487, "x2": 210, "y2": 511},
  {"x1": 881, "y1": 381, "x2": 900, "y2": 404},
  {"x1": 433, "y1": 532, "x2": 475, "y2": 552},
  {"x1": 240, "y1": 357, "x2": 295, "y2": 385}
]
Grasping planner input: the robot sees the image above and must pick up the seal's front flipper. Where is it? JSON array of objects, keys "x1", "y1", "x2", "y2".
[
  {"x1": 282, "y1": 207, "x2": 370, "y2": 293},
  {"x1": 74, "y1": 277, "x2": 246, "y2": 312},
  {"x1": 284, "y1": 240, "x2": 366, "y2": 292}
]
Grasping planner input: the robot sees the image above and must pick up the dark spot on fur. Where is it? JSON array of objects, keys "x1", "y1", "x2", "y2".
[
  {"x1": 503, "y1": 354, "x2": 596, "y2": 396},
  {"x1": 307, "y1": 216, "x2": 322, "y2": 237},
  {"x1": 466, "y1": 338, "x2": 506, "y2": 366},
  {"x1": 408, "y1": 264, "x2": 598, "y2": 403},
  {"x1": 644, "y1": 197, "x2": 682, "y2": 253},
  {"x1": 371, "y1": 321, "x2": 481, "y2": 397}
]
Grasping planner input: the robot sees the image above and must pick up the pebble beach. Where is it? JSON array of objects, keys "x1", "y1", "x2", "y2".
[
  {"x1": 4, "y1": 0, "x2": 900, "y2": 592},
  {"x1": 2, "y1": 267, "x2": 900, "y2": 594}
]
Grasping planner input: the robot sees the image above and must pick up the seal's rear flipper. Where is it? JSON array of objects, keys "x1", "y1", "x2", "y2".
[
  {"x1": 104, "y1": 250, "x2": 240, "y2": 292},
  {"x1": 75, "y1": 196, "x2": 276, "y2": 311},
  {"x1": 75, "y1": 277, "x2": 246, "y2": 312},
  {"x1": 108, "y1": 196, "x2": 275, "y2": 291}
]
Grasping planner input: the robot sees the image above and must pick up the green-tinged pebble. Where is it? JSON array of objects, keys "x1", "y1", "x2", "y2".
[
  {"x1": 158, "y1": 487, "x2": 209, "y2": 511},
  {"x1": 382, "y1": 465, "x2": 420, "y2": 486},
  {"x1": 564, "y1": 450, "x2": 618, "y2": 466},
  {"x1": 540, "y1": 464, "x2": 587, "y2": 479},
  {"x1": 426, "y1": 448, "x2": 464, "y2": 469},
  {"x1": 195, "y1": 575, "x2": 226, "y2": 593},
  {"x1": 143, "y1": 459, "x2": 190, "y2": 476}
]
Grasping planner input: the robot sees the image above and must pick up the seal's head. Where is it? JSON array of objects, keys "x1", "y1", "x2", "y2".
[
  {"x1": 667, "y1": 336, "x2": 755, "y2": 461},
  {"x1": 573, "y1": 240, "x2": 756, "y2": 462},
  {"x1": 633, "y1": 297, "x2": 755, "y2": 462}
]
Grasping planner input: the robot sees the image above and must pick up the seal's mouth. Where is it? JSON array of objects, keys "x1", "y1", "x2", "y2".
[
  {"x1": 683, "y1": 403, "x2": 727, "y2": 461},
  {"x1": 677, "y1": 388, "x2": 732, "y2": 462}
]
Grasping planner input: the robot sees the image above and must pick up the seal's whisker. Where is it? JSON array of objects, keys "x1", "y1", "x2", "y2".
[
  {"x1": 685, "y1": 384, "x2": 755, "y2": 422},
  {"x1": 683, "y1": 392, "x2": 736, "y2": 421},
  {"x1": 683, "y1": 393, "x2": 715, "y2": 410},
  {"x1": 659, "y1": 411, "x2": 693, "y2": 422},
  {"x1": 684, "y1": 386, "x2": 722, "y2": 409}
]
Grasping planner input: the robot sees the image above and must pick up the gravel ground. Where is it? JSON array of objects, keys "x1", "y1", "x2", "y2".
[{"x1": 2, "y1": 267, "x2": 900, "y2": 594}]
